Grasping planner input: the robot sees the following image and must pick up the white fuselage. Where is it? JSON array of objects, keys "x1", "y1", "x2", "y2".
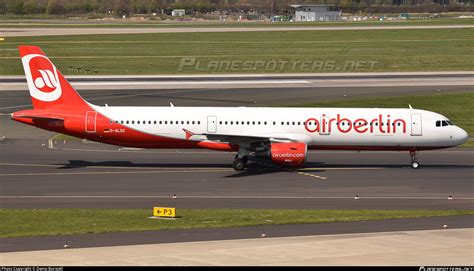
[{"x1": 92, "y1": 105, "x2": 468, "y2": 150}]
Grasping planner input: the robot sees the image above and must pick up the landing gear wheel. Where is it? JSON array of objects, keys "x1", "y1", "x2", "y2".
[
  {"x1": 409, "y1": 150, "x2": 420, "y2": 169},
  {"x1": 233, "y1": 158, "x2": 246, "y2": 171}
]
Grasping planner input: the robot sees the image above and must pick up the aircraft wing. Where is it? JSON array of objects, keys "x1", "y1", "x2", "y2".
[
  {"x1": 201, "y1": 133, "x2": 311, "y2": 145},
  {"x1": 204, "y1": 133, "x2": 283, "y2": 144}
]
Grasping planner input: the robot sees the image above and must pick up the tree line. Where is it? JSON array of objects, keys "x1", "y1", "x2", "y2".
[{"x1": 0, "y1": 0, "x2": 472, "y2": 16}]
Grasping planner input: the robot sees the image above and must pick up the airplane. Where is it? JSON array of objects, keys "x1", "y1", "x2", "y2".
[{"x1": 11, "y1": 46, "x2": 468, "y2": 170}]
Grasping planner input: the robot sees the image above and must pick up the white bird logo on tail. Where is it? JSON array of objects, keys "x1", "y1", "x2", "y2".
[{"x1": 21, "y1": 54, "x2": 62, "y2": 102}]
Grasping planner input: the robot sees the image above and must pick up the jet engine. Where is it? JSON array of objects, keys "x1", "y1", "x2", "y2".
[{"x1": 256, "y1": 142, "x2": 307, "y2": 167}]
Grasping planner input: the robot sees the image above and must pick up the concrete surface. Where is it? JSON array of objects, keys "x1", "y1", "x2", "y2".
[
  {"x1": 1, "y1": 25, "x2": 473, "y2": 37},
  {"x1": 1, "y1": 139, "x2": 472, "y2": 209},
  {"x1": 1, "y1": 228, "x2": 472, "y2": 266},
  {"x1": 2, "y1": 215, "x2": 472, "y2": 253}
]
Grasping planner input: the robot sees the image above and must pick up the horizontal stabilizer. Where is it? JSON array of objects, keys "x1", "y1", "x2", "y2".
[{"x1": 11, "y1": 111, "x2": 64, "y2": 122}]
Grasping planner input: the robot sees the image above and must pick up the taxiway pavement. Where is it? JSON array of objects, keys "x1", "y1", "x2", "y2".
[{"x1": 1, "y1": 139, "x2": 472, "y2": 210}]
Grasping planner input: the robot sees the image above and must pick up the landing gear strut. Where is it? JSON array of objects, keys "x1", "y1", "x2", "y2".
[{"x1": 410, "y1": 150, "x2": 420, "y2": 169}]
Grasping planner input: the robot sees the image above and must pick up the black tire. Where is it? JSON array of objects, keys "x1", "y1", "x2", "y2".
[{"x1": 233, "y1": 159, "x2": 246, "y2": 171}]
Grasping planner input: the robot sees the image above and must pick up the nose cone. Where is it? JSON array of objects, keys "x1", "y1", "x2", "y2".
[{"x1": 454, "y1": 127, "x2": 469, "y2": 145}]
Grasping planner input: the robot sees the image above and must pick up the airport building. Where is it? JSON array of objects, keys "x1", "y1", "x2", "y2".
[
  {"x1": 172, "y1": 9, "x2": 185, "y2": 16},
  {"x1": 291, "y1": 5, "x2": 342, "y2": 22}
]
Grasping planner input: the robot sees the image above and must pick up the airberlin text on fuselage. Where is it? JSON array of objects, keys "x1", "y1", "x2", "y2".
[
  {"x1": 272, "y1": 153, "x2": 305, "y2": 158},
  {"x1": 305, "y1": 114, "x2": 407, "y2": 134}
]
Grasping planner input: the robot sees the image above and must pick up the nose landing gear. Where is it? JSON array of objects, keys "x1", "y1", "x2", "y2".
[{"x1": 410, "y1": 150, "x2": 420, "y2": 169}]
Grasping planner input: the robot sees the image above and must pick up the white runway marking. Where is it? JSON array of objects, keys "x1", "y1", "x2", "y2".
[
  {"x1": 71, "y1": 80, "x2": 311, "y2": 85},
  {"x1": 0, "y1": 162, "x2": 465, "y2": 171},
  {"x1": 0, "y1": 104, "x2": 32, "y2": 110},
  {"x1": 0, "y1": 162, "x2": 229, "y2": 170},
  {"x1": 0, "y1": 169, "x2": 233, "y2": 177},
  {"x1": 2, "y1": 38, "x2": 472, "y2": 45},
  {"x1": 1, "y1": 195, "x2": 473, "y2": 200}
]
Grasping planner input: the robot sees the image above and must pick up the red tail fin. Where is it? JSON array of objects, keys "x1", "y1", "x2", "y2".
[{"x1": 19, "y1": 46, "x2": 89, "y2": 110}]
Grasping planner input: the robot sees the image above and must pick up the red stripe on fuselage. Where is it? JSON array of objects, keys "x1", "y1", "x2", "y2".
[{"x1": 13, "y1": 107, "x2": 237, "y2": 151}]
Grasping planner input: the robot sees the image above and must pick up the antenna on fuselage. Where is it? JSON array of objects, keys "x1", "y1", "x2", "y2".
[
  {"x1": 408, "y1": 104, "x2": 413, "y2": 109},
  {"x1": 170, "y1": 102, "x2": 174, "y2": 107}
]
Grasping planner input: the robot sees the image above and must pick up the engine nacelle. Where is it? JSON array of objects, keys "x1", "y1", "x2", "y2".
[{"x1": 256, "y1": 142, "x2": 307, "y2": 167}]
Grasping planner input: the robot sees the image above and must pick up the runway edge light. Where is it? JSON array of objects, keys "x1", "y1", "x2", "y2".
[{"x1": 151, "y1": 207, "x2": 177, "y2": 219}]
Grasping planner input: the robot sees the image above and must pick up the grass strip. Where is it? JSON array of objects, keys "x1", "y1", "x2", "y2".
[
  {"x1": 1, "y1": 208, "x2": 472, "y2": 238},
  {"x1": 1, "y1": 28, "x2": 473, "y2": 75}
]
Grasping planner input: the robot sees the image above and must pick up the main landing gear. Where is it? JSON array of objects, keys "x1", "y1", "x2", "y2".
[
  {"x1": 233, "y1": 155, "x2": 249, "y2": 171},
  {"x1": 410, "y1": 150, "x2": 420, "y2": 169},
  {"x1": 233, "y1": 148, "x2": 251, "y2": 171}
]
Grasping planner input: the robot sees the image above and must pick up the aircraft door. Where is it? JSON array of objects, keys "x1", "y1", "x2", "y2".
[
  {"x1": 85, "y1": 111, "x2": 97, "y2": 133},
  {"x1": 207, "y1": 115, "x2": 217, "y2": 133},
  {"x1": 410, "y1": 113, "x2": 422, "y2": 136}
]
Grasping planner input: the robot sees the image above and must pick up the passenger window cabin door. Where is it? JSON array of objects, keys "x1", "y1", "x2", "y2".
[
  {"x1": 207, "y1": 116, "x2": 217, "y2": 133},
  {"x1": 410, "y1": 114, "x2": 422, "y2": 136}
]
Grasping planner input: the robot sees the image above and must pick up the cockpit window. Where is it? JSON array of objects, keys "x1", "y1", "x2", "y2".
[{"x1": 436, "y1": 120, "x2": 454, "y2": 127}]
